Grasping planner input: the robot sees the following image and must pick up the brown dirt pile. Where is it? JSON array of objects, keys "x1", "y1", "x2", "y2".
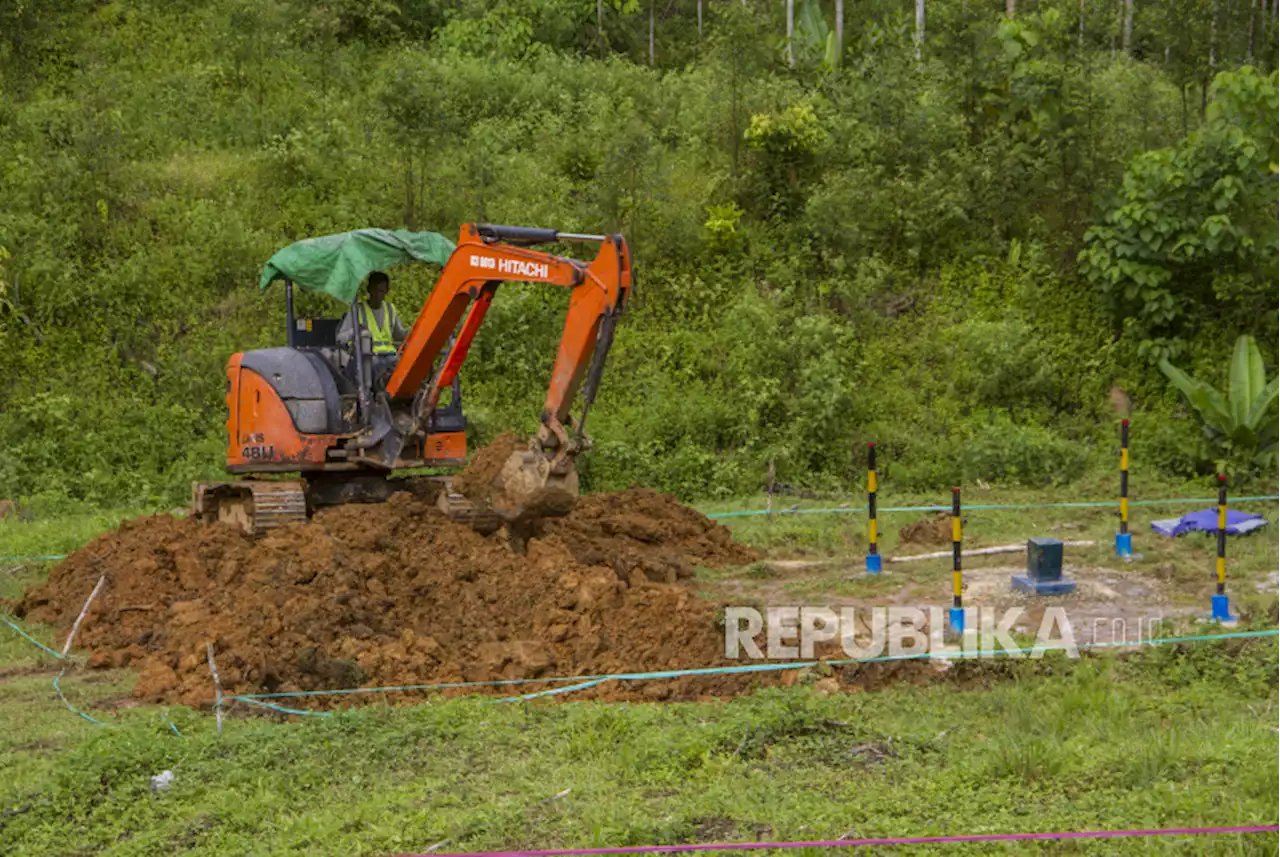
[
  {"x1": 545, "y1": 488, "x2": 758, "y2": 584},
  {"x1": 898, "y1": 512, "x2": 955, "y2": 546},
  {"x1": 15, "y1": 489, "x2": 763, "y2": 708}
]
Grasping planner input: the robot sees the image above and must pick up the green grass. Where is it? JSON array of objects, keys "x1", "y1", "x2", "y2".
[
  {"x1": 0, "y1": 486, "x2": 1276, "y2": 856},
  {"x1": 0, "y1": 648, "x2": 1276, "y2": 856},
  {"x1": 0, "y1": 506, "x2": 145, "y2": 566}
]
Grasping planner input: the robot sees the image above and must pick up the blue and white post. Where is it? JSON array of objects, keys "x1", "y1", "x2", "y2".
[
  {"x1": 865, "y1": 443, "x2": 881, "y2": 573},
  {"x1": 949, "y1": 488, "x2": 965, "y2": 635},
  {"x1": 1211, "y1": 475, "x2": 1236, "y2": 622},
  {"x1": 1115, "y1": 419, "x2": 1133, "y2": 557}
]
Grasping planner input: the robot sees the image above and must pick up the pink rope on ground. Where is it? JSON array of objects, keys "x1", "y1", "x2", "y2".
[{"x1": 399, "y1": 825, "x2": 1278, "y2": 857}]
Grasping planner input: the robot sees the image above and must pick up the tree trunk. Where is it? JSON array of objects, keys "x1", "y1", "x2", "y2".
[
  {"x1": 1180, "y1": 82, "x2": 1188, "y2": 135},
  {"x1": 403, "y1": 153, "x2": 416, "y2": 229},
  {"x1": 1122, "y1": 0, "x2": 1133, "y2": 53},
  {"x1": 786, "y1": 0, "x2": 794, "y2": 67},
  {"x1": 1266, "y1": 0, "x2": 1275, "y2": 72},
  {"x1": 1079, "y1": 0, "x2": 1085, "y2": 49},
  {"x1": 835, "y1": 0, "x2": 843, "y2": 65},
  {"x1": 598, "y1": 0, "x2": 605, "y2": 58},
  {"x1": 915, "y1": 0, "x2": 925, "y2": 60},
  {"x1": 649, "y1": 0, "x2": 655, "y2": 66},
  {"x1": 1247, "y1": 0, "x2": 1256, "y2": 61},
  {"x1": 1209, "y1": 0, "x2": 1218, "y2": 69},
  {"x1": 1006, "y1": 0, "x2": 1015, "y2": 18}
]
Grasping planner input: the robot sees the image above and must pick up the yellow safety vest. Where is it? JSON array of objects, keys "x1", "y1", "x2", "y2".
[{"x1": 360, "y1": 301, "x2": 399, "y2": 355}]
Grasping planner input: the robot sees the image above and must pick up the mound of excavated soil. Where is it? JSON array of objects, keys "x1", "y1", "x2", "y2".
[{"x1": 15, "y1": 488, "x2": 762, "y2": 708}]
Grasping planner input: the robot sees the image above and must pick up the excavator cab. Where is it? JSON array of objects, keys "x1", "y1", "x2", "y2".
[
  {"x1": 196, "y1": 224, "x2": 631, "y2": 536},
  {"x1": 279, "y1": 284, "x2": 467, "y2": 461}
]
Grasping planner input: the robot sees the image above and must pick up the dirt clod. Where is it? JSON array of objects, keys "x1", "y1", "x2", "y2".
[
  {"x1": 451, "y1": 432, "x2": 526, "y2": 507},
  {"x1": 898, "y1": 512, "x2": 954, "y2": 545},
  {"x1": 15, "y1": 487, "x2": 762, "y2": 708}
]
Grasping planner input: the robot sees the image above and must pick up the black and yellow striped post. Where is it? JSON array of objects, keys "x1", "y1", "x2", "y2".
[
  {"x1": 948, "y1": 487, "x2": 965, "y2": 634},
  {"x1": 865, "y1": 443, "x2": 881, "y2": 573},
  {"x1": 1210, "y1": 475, "x2": 1236, "y2": 622},
  {"x1": 1115, "y1": 419, "x2": 1133, "y2": 557}
]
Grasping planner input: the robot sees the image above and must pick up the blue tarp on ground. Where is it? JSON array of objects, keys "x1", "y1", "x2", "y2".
[{"x1": 1150, "y1": 508, "x2": 1269, "y2": 537}]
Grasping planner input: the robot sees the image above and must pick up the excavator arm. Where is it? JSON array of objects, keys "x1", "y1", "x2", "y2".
[{"x1": 381, "y1": 223, "x2": 631, "y2": 520}]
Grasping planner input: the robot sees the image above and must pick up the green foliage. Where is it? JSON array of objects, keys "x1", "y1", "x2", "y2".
[
  {"x1": 0, "y1": 0, "x2": 1275, "y2": 509},
  {"x1": 2, "y1": 636, "x2": 1278, "y2": 854},
  {"x1": 1159, "y1": 334, "x2": 1279, "y2": 474},
  {"x1": 1080, "y1": 67, "x2": 1279, "y2": 362},
  {"x1": 960, "y1": 413, "x2": 1095, "y2": 486}
]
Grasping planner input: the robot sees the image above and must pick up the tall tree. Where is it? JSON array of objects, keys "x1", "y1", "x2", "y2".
[
  {"x1": 835, "y1": 0, "x2": 843, "y2": 64},
  {"x1": 1247, "y1": 0, "x2": 1256, "y2": 61},
  {"x1": 786, "y1": 0, "x2": 795, "y2": 67},
  {"x1": 1006, "y1": 0, "x2": 1016, "y2": 17},
  {"x1": 649, "y1": 0, "x2": 655, "y2": 65},
  {"x1": 1123, "y1": 0, "x2": 1134, "y2": 53},
  {"x1": 698, "y1": 0, "x2": 703, "y2": 36},
  {"x1": 1209, "y1": 0, "x2": 1218, "y2": 68},
  {"x1": 915, "y1": 0, "x2": 925, "y2": 60}
]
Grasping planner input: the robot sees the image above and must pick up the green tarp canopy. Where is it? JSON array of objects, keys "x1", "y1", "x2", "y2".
[{"x1": 258, "y1": 228, "x2": 456, "y2": 304}]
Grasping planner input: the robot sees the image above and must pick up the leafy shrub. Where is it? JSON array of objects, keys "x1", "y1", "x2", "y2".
[
  {"x1": 959, "y1": 413, "x2": 1095, "y2": 486},
  {"x1": 1159, "y1": 334, "x2": 1279, "y2": 476}
]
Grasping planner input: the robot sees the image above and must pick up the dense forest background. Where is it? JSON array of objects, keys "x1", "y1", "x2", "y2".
[{"x1": 0, "y1": 0, "x2": 1276, "y2": 508}]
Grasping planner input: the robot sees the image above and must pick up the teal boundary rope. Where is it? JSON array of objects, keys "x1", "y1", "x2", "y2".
[
  {"x1": 224, "y1": 629, "x2": 1279, "y2": 713},
  {"x1": 53, "y1": 667, "x2": 106, "y2": 726},
  {"x1": 2, "y1": 608, "x2": 1274, "y2": 720},
  {"x1": 1, "y1": 614, "x2": 65, "y2": 660},
  {"x1": 705, "y1": 494, "x2": 1280, "y2": 519},
  {"x1": 2, "y1": 493, "x2": 1269, "y2": 560},
  {"x1": 0, "y1": 614, "x2": 110, "y2": 727},
  {"x1": 2, "y1": 615, "x2": 183, "y2": 735},
  {"x1": 5, "y1": 496, "x2": 1274, "y2": 557}
]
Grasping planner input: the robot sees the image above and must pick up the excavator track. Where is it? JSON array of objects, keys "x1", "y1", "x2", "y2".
[
  {"x1": 193, "y1": 480, "x2": 308, "y2": 536},
  {"x1": 196, "y1": 475, "x2": 504, "y2": 536}
]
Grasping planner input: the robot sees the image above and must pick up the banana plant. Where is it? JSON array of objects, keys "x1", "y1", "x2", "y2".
[{"x1": 1159, "y1": 335, "x2": 1279, "y2": 470}]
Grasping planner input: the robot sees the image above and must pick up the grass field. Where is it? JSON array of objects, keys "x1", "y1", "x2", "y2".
[{"x1": 1, "y1": 481, "x2": 1277, "y2": 856}]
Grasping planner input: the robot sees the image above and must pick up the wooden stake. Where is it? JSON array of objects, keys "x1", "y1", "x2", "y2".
[
  {"x1": 890, "y1": 540, "x2": 1095, "y2": 563},
  {"x1": 207, "y1": 642, "x2": 224, "y2": 736},
  {"x1": 61, "y1": 574, "x2": 106, "y2": 658}
]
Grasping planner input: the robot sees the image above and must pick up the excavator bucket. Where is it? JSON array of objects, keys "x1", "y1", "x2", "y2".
[
  {"x1": 488, "y1": 448, "x2": 580, "y2": 524},
  {"x1": 439, "y1": 440, "x2": 579, "y2": 531}
]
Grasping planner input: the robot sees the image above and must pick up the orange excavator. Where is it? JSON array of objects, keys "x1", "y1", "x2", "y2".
[{"x1": 194, "y1": 223, "x2": 632, "y2": 534}]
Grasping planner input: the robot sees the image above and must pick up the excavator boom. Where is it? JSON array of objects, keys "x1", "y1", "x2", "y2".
[{"x1": 380, "y1": 223, "x2": 632, "y2": 522}]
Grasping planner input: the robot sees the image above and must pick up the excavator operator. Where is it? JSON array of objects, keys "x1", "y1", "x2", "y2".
[{"x1": 337, "y1": 271, "x2": 407, "y2": 390}]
